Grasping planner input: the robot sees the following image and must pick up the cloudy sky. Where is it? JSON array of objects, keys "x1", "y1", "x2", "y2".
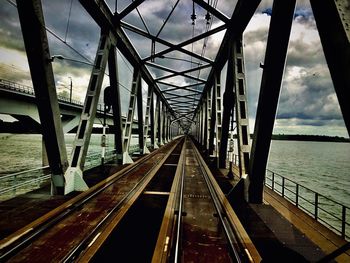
[{"x1": 0, "y1": 0, "x2": 348, "y2": 137}]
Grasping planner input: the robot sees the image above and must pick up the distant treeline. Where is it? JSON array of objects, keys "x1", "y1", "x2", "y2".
[{"x1": 271, "y1": 134, "x2": 350, "y2": 143}]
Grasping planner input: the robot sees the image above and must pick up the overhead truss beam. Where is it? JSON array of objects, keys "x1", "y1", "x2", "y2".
[
  {"x1": 193, "y1": 0, "x2": 230, "y2": 24},
  {"x1": 79, "y1": 0, "x2": 174, "y2": 116},
  {"x1": 121, "y1": 21, "x2": 213, "y2": 64},
  {"x1": 194, "y1": 0, "x2": 262, "y2": 115},
  {"x1": 143, "y1": 24, "x2": 226, "y2": 62},
  {"x1": 118, "y1": 0, "x2": 145, "y2": 19}
]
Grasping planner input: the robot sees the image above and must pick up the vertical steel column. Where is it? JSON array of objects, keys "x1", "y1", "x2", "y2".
[
  {"x1": 167, "y1": 114, "x2": 171, "y2": 141},
  {"x1": 196, "y1": 113, "x2": 200, "y2": 141},
  {"x1": 154, "y1": 95, "x2": 160, "y2": 149},
  {"x1": 17, "y1": 0, "x2": 68, "y2": 195},
  {"x1": 234, "y1": 37, "x2": 251, "y2": 177},
  {"x1": 214, "y1": 71, "x2": 223, "y2": 165},
  {"x1": 199, "y1": 104, "x2": 203, "y2": 145},
  {"x1": 136, "y1": 76, "x2": 144, "y2": 153},
  {"x1": 122, "y1": 68, "x2": 141, "y2": 164},
  {"x1": 197, "y1": 107, "x2": 201, "y2": 143},
  {"x1": 208, "y1": 81, "x2": 217, "y2": 155},
  {"x1": 165, "y1": 106, "x2": 169, "y2": 143},
  {"x1": 201, "y1": 102, "x2": 206, "y2": 146},
  {"x1": 159, "y1": 101, "x2": 164, "y2": 146},
  {"x1": 219, "y1": 42, "x2": 235, "y2": 169},
  {"x1": 108, "y1": 46, "x2": 123, "y2": 160},
  {"x1": 143, "y1": 85, "x2": 153, "y2": 153},
  {"x1": 203, "y1": 97, "x2": 208, "y2": 151},
  {"x1": 310, "y1": 0, "x2": 350, "y2": 136},
  {"x1": 150, "y1": 89, "x2": 155, "y2": 148},
  {"x1": 249, "y1": 0, "x2": 296, "y2": 203},
  {"x1": 65, "y1": 31, "x2": 112, "y2": 194},
  {"x1": 206, "y1": 88, "x2": 212, "y2": 151}
]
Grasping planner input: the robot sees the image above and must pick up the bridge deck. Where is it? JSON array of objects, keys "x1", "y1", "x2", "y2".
[{"x1": 0, "y1": 140, "x2": 348, "y2": 262}]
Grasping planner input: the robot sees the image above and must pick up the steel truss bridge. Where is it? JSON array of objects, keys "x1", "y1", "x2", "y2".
[
  {"x1": 4, "y1": 0, "x2": 349, "y2": 218},
  {"x1": 0, "y1": 0, "x2": 349, "y2": 261}
]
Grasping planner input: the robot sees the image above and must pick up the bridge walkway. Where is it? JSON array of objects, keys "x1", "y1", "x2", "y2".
[{"x1": 213, "y1": 167, "x2": 350, "y2": 262}]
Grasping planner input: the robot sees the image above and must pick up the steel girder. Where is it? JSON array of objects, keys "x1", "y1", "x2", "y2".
[
  {"x1": 219, "y1": 38, "x2": 251, "y2": 175},
  {"x1": 154, "y1": 95, "x2": 160, "y2": 149},
  {"x1": 65, "y1": 31, "x2": 112, "y2": 193},
  {"x1": 248, "y1": 0, "x2": 296, "y2": 204},
  {"x1": 79, "y1": 0, "x2": 174, "y2": 118},
  {"x1": 123, "y1": 68, "x2": 141, "y2": 164},
  {"x1": 194, "y1": 0, "x2": 261, "y2": 114},
  {"x1": 108, "y1": 46, "x2": 124, "y2": 159},
  {"x1": 17, "y1": 0, "x2": 68, "y2": 195},
  {"x1": 143, "y1": 85, "x2": 154, "y2": 153},
  {"x1": 310, "y1": 0, "x2": 350, "y2": 136},
  {"x1": 219, "y1": 42, "x2": 235, "y2": 169},
  {"x1": 234, "y1": 38, "x2": 251, "y2": 178}
]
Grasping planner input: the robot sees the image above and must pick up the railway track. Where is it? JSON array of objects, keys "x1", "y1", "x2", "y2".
[
  {"x1": 152, "y1": 137, "x2": 261, "y2": 263},
  {"x1": 0, "y1": 136, "x2": 260, "y2": 262},
  {"x1": 0, "y1": 138, "x2": 183, "y2": 262}
]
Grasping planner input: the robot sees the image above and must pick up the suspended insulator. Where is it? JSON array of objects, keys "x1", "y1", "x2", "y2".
[
  {"x1": 191, "y1": 13, "x2": 196, "y2": 25},
  {"x1": 205, "y1": 12, "x2": 211, "y2": 24},
  {"x1": 191, "y1": 1, "x2": 196, "y2": 25}
]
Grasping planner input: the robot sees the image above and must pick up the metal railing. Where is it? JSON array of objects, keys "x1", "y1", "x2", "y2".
[
  {"x1": 0, "y1": 149, "x2": 118, "y2": 201},
  {"x1": 0, "y1": 166, "x2": 51, "y2": 198},
  {"x1": 265, "y1": 169, "x2": 350, "y2": 240},
  {"x1": 230, "y1": 153, "x2": 349, "y2": 240},
  {"x1": 0, "y1": 78, "x2": 105, "y2": 111},
  {"x1": 0, "y1": 142, "x2": 149, "y2": 201}
]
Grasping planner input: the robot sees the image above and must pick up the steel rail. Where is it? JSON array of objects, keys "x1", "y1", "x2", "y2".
[
  {"x1": 0, "y1": 140, "x2": 180, "y2": 261},
  {"x1": 62, "y1": 142, "x2": 179, "y2": 262},
  {"x1": 190, "y1": 139, "x2": 248, "y2": 262},
  {"x1": 173, "y1": 139, "x2": 186, "y2": 263}
]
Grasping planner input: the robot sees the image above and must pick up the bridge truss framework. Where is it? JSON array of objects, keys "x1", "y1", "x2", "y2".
[{"x1": 14, "y1": 0, "x2": 350, "y2": 202}]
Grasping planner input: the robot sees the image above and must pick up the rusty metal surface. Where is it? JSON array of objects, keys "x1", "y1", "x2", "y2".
[
  {"x1": 4, "y1": 142, "x2": 180, "y2": 262},
  {"x1": 181, "y1": 142, "x2": 232, "y2": 263}
]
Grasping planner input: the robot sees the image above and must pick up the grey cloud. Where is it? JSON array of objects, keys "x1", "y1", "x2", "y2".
[
  {"x1": 286, "y1": 38, "x2": 324, "y2": 67},
  {"x1": 277, "y1": 66, "x2": 343, "y2": 122},
  {"x1": 0, "y1": 3, "x2": 25, "y2": 52}
]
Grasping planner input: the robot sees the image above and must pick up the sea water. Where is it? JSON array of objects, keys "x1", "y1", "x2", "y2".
[
  {"x1": 1, "y1": 134, "x2": 349, "y2": 199},
  {"x1": 267, "y1": 140, "x2": 350, "y2": 207}
]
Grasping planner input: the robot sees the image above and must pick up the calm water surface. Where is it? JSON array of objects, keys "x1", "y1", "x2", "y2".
[
  {"x1": 268, "y1": 140, "x2": 350, "y2": 207},
  {"x1": 1, "y1": 134, "x2": 349, "y2": 207}
]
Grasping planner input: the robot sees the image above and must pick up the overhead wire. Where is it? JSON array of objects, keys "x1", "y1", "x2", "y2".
[
  {"x1": 64, "y1": 0, "x2": 74, "y2": 43},
  {"x1": 4, "y1": 0, "x2": 150, "y2": 105}
]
